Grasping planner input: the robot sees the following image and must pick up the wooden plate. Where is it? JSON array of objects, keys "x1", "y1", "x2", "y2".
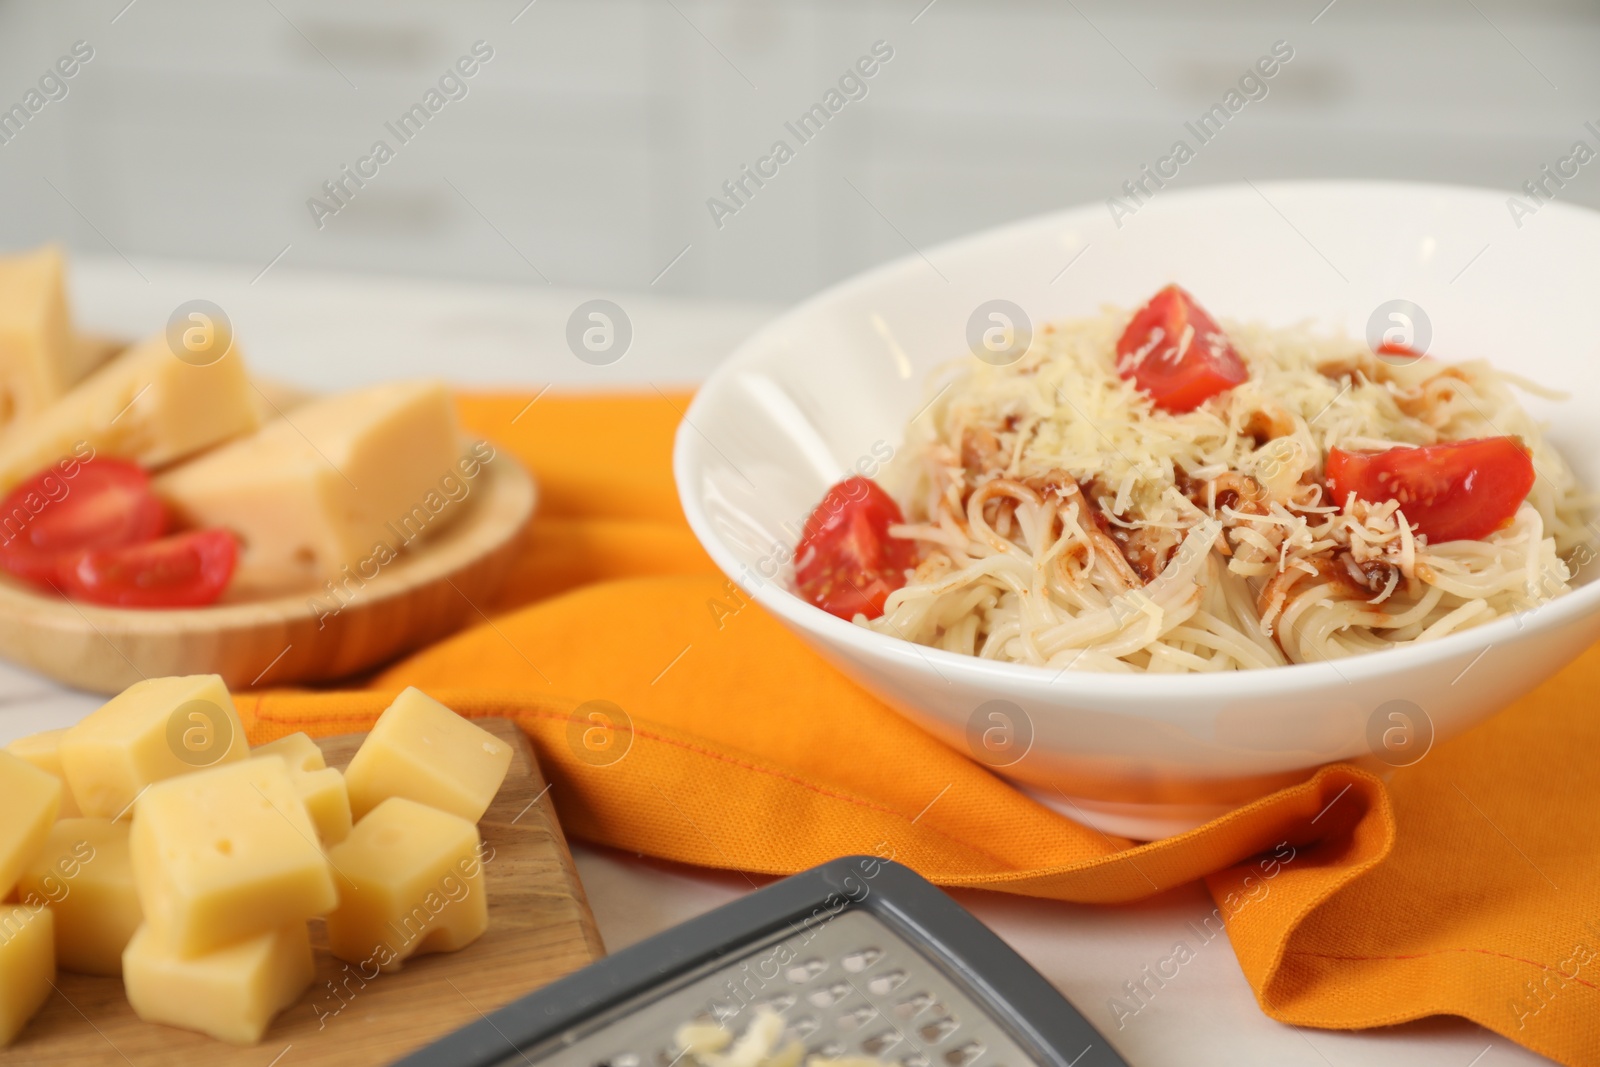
[
  {"x1": 9, "y1": 718, "x2": 605, "y2": 1065},
  {"x1": 0, "y1": 449, "x2": 536, "y2": 694}
]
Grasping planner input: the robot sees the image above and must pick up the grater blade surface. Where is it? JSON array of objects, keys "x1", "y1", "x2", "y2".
[{"x1": 509, "y1": 909, "x2": 1044, "y2": 1067}]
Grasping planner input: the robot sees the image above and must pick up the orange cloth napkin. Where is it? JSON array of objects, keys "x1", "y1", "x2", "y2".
[{"x1": 246, "y1": 391, "x2": 1600, "y2": 1066}]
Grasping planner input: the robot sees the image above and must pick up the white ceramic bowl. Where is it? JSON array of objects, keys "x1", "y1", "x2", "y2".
[{"x1": 673, "y1": 181, "x2": 1600, "y2": 838}]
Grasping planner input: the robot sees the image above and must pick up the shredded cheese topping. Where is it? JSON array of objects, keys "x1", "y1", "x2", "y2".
[
  {"x1": 867, "y1": 307, "x2": 1593, "y2": 671},
  {"x1": 677, "y1": 1007, "x2": 885, "y2": 1067}
]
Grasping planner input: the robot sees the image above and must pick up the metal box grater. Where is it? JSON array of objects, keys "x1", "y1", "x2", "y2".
[{"x1": 397, "y1": 858, "x2": 1127, "y2": 1067}]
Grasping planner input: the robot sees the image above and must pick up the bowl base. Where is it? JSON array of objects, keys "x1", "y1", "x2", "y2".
[{"x1": 1021, "y1": 785, "x2": 1239, "y2": 841}]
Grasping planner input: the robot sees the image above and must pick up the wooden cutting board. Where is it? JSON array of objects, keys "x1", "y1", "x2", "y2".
[
  {"x1": 9, "y1": 719, "x2": 605, "y2": 1065},
  {"x1": 0, "y1": 449, "x2": 537, "y2": 695}
]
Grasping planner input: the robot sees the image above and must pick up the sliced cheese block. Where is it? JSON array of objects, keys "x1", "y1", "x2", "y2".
[
  {"x1": 0, "y1": 245, "x2": 94, "y2": 429},
  {"x1": 73, "y1": 332, "x2": 126, "y2": 377},
  {"x1": 0, "y1": 751, "x2": 62, "y2": 899},
  {"x1": 6, "y1": 729, "x2": 82, "y2": 818},
  {"x1": 344, "y1": 687, "x2": 512, "y2": 823},
  {"x1": 325, "y1": 797, "x2": 487, "y2": 972},
  {"x1": 154, "y1": 379, "x2": 466, "y2": 596},
  {"x1": 0, "y1": 905, "x2": 54, "y2": 1047},
  {"x1": 123, "y1": 921, "x2": 313, "y2": 1045},
  {"x1": 129, "y1": 756, "x2": 336, "y2": 958},
  {"x1": 251, "y1": 733, "x2": 352, "y2": 845},
  {"x1": 59, "y1": 674, "x2": 247, "y2": 820},
  {"x1": 16, "y1": 819, "x2": 140, "y2": 976},
  {"x1": 0, "y1": 329, "x2": 259, "y2": 491}
]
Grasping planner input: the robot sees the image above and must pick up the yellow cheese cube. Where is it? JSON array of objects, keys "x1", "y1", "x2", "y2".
[
  {"x1": 129, "y1": 755, "x2": 335, "y2": 957},
  {"x1": 16, "y1": 819, "x2": 140, "y2": 976},
  {"x1": 0, "y1": 751, "x2": 61, "y2": 899},
  {"x1": 154, "y1": 379, "x2": 467, "y2": 596},
  {"x1": 0, "y1": 245, "x2": 95, "y2": 429},
  {"x1": 0, "y1": 328, "x2": 259, "y2": 491},
  {"x1": 251, "y1": 734, "x2": 352, "y2": 845},
  {"x1": 326, "y1": 797, "x2": 488, "y2": 972},
  {"x1": 5, "y1": 729, "x2": 81, "y2": 818},
  {"x1": 345, "y1": 688, "x2": 512, "y2": 823},
  {"x1": 251, "y1": 731, "x2": 325, "y2": 773},
  {"x1": 123, "y1": 922, "x2": 313, "y2": 1045},
  {"x1": 59, "y1": 674, "x2": 248, "y2": 820},
  {"x1": 0, "y1": 905, "x2": 54, "y2": 1046}
]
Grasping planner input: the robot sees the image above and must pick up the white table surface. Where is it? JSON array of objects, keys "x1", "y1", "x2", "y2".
[{"x1": 0, "y1": 255, "x2": 1547, "y2": 1067}]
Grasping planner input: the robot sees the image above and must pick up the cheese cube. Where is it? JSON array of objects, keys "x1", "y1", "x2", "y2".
[
  {"x1": 60, "y1": 675, "x2": 248, "y2": 820},
  {"x1": 16, "y1": 819, "x2": 141, "y2": 976},
  {"x1": 6, "y1": 729, "x2": 81, "y2": 818},
  {"x1": 0, "y1": 751, "x2": 61, "y2": 899},
  {"x1": 251, "y1": 732, "x2": 325, "y2": 773},
  {"x1": 0, "y1": 245, "x2": 94, "y2": 429},
  {"x1": 130, "y1": 756, "x2": 336, "y2": 958},
  {"x1": 154, "y1": 379, "x2": 466, "y2": 596},
  {"x1": 345, "y1": 688, "x2": 512, "y2": 822},
  {"x1": 0, "y1": 905, "x2": 54, "y2": 1047},
  {"x1": 123, "y1": 922, "x2": 313, "y2": 1045},
  {"x1": 325, "y1": 797, "x2": 488, "y2": 972},
  {"x1": 0, "y1": 329, "x2": 259, "y2": 491},
  {"x1": 251, "y1": 734, "x2": 352, "y2": 845}
]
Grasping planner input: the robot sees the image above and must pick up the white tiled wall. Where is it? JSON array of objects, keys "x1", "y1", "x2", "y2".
[{"x1": 1, "y1": 0, "x2": 1595, "y2": 302}]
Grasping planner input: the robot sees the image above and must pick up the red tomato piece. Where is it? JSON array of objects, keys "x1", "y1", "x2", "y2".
[
  {"x1": 1115, "y1": 284, "x2": 1249, "y2": 413},
  {"x1": 0, "y1": 459, "x2": 167, "y2": 587},
  {"x1": 794, "y1": 476, "x2": 917, "y2": 620},
  {"x1": 1325, "y1": 437, "x2": 1536, "y2": 543},
  {"x1": 56, "y1": 528, "x2": 238, "y2": 608}
]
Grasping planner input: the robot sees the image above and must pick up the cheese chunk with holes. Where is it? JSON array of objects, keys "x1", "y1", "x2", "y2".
[
  {"x1": 60, "y1": 674, "x2": 247, "y2": 820},
  {"x1": 0, "y1": 329, "x2": 259, "y2": 491},
  {"x1": 0, "y1": 905, "x2": 54, "y2": 1046},
  {"x1": 251, "y1": 733, "x2": 352, "y2": 845},
  {"x1": 325, "y1": 797, "x2": 487, "y2": 972},
  {"x1": 0, "y1": 751, "x2": 61, "y2": 899},
  {"x1": 123, "y1": 922, "x2": 312, "y2": 1045},
  {"x1": 0, "y1": 245, "x2": 95, "y2": 430},
  {"x1": 129, "y1": 756, "x2": 336, "y2": 958},
  {"x1": 345, "y1": 688, "x2": 512, "y2": 822},
  {"x1": 6, "y1": 729, "x2": 81, "y2": 818},
  {"x1": 16, "y1": 819, "x2": 140, "y2": 977},
  {"x1": 251, "y1": 732, "x2": 326, "y2": 773},
  {"x1": 154, "y1": 379, "x2": 466, "y2": 596}
]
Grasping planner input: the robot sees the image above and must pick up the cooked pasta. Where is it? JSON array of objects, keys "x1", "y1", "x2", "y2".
[{"x1": 862, "y1": 305, "x2": 1592, "y2": 671}]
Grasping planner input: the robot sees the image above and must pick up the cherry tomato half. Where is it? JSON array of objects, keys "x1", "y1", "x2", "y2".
[
  {"x1": 1115, "y1": 284, "x2": 1249, "y2": 413},
  {"x1": 1325, "y1": 437, "x2": 1536, "y2": 543},
  {"x1": 0, "y1": 459, "x2": 167, "y2": 587},
  {"x1": 56, "y1": 528, "x2": 239, "y2": 608},
  {"x1": 794, "y1": 476, "x2": 917, "y2": 620}
]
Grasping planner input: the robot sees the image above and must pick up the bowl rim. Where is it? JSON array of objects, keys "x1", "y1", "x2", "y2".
[{"x1": 674, "y1": 178, "x2": 1600, "y2": 700}]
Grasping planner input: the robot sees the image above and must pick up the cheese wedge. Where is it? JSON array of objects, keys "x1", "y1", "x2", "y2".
[
  {"x1": 0, "y1": 329, "x2": 259, "y2": 491},
  {"x1": 0, "y1": 905, "x2": 54, "y2": 1047},
  {"x1": 154, "y1": 379, "x2": 467, "y2": 595},
  {"x1": 0, "y1": 751, "x2": 62, "y2": 899},
  {"x1": 251, "y1": 733, "x2": 352, "y2": 845},
  {"x1": 325, "y1": 797, "x2": 488, "y2": 972},
  {"x1": 59, "y1": 674, "x2": 248, "y2": 820},
  {"x1": 6, "y1": 729, "x2": 82, "y2": 818},
  {"x1": 0, "y1": 245, "x2": 96, "y2": 429},
  {"x1": 129, "y1": 756, "x2": 336, "y2": 958},
  {"x1": 344, "y1": 687, "x2": 512, "y2": 823},
  {"x1": 123, "y1": 922, "x2": 313, "y2": 1045},
  {"x1": 16, "y1": 819, "x2": 141, "y2": 976}
]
